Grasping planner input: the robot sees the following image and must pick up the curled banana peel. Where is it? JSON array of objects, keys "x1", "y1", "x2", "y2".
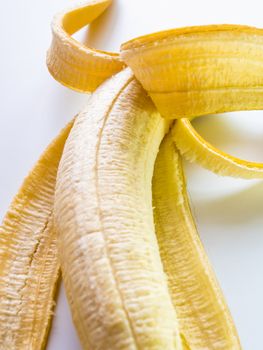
[
  {"x1": 47, "y1": 0, "x2": 125, "y2": 92},
  {"x1": 121, "y1": 24, "x2": 263, "y2": 119},
  {"x1": 173, "y1": 118, "x2": 263, "y2": 179},
  {"x1": 121, "y1": 23, "x2": 263, "y2": 178},
  {"x1": 1, "y1": 0, "x2": 263, "y2": 348}
]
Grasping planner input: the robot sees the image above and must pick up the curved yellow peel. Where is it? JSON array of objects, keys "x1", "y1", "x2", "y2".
[
  {"x1": 153, "y1": 133, "x2": 241, "y2": 349},
  {"x1": 173, "y1": 118, "x2": 263, "y2": 179},
  {"x1": 0, "y1": 121, "x2": 73, "y2": 349},
  {"x1": 121, "y1": 24, "x2": 263, "y2": 119},
  {"x1": 47, "y1": 0, "x2": 125, "y2": 92}
]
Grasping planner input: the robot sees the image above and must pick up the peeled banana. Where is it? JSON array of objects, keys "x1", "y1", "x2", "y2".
[
  {"x1": 1, "y1": 0, "x2": 263, "y2": 348},
  {"x1": 54, "y1": 68, "x2": 182, "y2": 350}
]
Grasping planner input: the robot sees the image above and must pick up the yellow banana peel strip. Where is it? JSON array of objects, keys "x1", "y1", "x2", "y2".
[
  {"x1": 47, "y1": 0, "x2": 125, "y2": 92},
  {"x1": 121, "y1": 25, "x2": 263, "y2": 119},
  {"x1": 173, "y1": 118, "x2": 263, "y2": 178},
  {"x1": 0, "y1": 121, "x2": 73, "y2": 349},
  {"x1": 153, "y1": 133, "x2": 241, "y2": 349}
]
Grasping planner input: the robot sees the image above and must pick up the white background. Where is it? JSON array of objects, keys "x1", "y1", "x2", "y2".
[{"x1": 0, "y1": 0, "x2": 263, "y2": 349}]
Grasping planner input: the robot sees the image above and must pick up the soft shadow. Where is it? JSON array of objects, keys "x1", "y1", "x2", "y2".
[
  {"x1": 85, "y1": 1, "x2": 120, "y2": 52},
  {"x1": 190, "y1": 181, "x2": 263, "y2": 226},
  {"x1": 192, "y1": 114, "x2": 242, "y2": 143},
  {"x1": 44, "y1": 72, "x2": 89, "y2": 127},
  {"x1": 192, "y1": 113, "x2": 263, "y2": 161}
]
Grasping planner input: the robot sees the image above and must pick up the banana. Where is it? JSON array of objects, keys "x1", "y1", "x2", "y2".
[
  {"x1": 54, "y1": 68, "x2": 182, "y2": 350},
  {"x1": 120, "y1": 25, "x2": 263, "y2": 119},
  {"x1": 173, "y1": 118, "x2": 263, "y2": 178},
  {"x1": 0, "y1": 122, "x2": 73, "y2": 349},
  {"x1": 153, "y1": 133, "x2": 241, "y2": 349},
  {"x1": 2, "y1": 1, "x2": 263, "y2": 348},
  {"x1": 47, "y1": 0, "x2": 124, "y2": 93}
]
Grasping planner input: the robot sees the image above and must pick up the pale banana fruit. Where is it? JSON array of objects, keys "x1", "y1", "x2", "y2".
[
  {"x1": 0, "y1": 121, "x2": 73, "y2": 349},
  {"x1": 153, "y1": 133, "x2": 240, "y2": 349},
  {"x1": 54, "y1": 68, "x2": 182, "y2": 350}
]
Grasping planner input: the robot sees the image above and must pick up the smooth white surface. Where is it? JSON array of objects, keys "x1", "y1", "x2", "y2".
[{"x1": 0, "y1": 0, "x2": 263, "y2": 349}]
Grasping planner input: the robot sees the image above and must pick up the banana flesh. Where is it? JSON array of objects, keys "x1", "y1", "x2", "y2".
[
  {"x1": 54, "y1": 68, "x2": 183, "y2": 349},
  {"x1": 153, "y1": 133, "x2": 241, "y2": 349},
  {"x1": 0, "y1": 122, "x2": 73, "y2": 349}
]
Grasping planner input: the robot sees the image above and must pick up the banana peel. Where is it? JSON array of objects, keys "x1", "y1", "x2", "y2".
[
  {"x1": 0, "y1": 121, "x2": 73, "y2": 349},
  {"x1": 173, "y1": 118, "x2": 263, "y2": 178},
  {"x1": 47, "y1": 0, "x2": 124, "y2": 92},
  {"x1": 121, "y1": 24, "x2": 263, "y2": 120},
  {"x1": 153, "y1": 133, "x2": 240, "y2": 349}
]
